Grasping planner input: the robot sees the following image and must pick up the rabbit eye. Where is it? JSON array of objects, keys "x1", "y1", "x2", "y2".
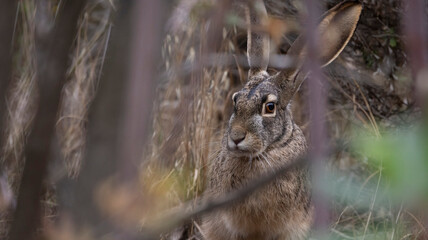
[
  {"x1": 266, "y1": 103, "x2": 275, "y2": 113},
  {"x1": 262, "y1": 102, "x2": 276, "y2": 117}
]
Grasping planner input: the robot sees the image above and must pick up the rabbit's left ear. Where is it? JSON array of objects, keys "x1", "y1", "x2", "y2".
[
  {"x1": 288, "y1": 1, "x2": 362, "y2": 67},
  {"x1": 313, "y1": 0, "x2": 363, "y2": 67},
  {"x1": 275, "y1": 1, "x2": 362, "y2": 100}
]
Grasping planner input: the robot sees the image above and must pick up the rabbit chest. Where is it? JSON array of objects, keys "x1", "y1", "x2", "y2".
[{"x1": 207, "y1": 126, "x2": 312, "y2": 237}]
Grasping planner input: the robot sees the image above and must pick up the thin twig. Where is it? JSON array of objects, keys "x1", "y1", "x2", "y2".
[
  {"x1": 96, "y1": 23, "x2": 112, "y2": 85},
  {"x1": 331, "y1": 228, "x2": 354, "y2": 240},
  {"x1": 391, "y1": 201, "x2": 404, "y2": 240},
  {"x1": 351, "y1": 78, "x2": 381, "y2": 137},
  {"x1": 328, "y1": 77, "x2": 377, "y2": 133},
  {"x1": 404, "y1": 210, "x2": 427, "y2": 233},
  {"x1": 362, "y1": 161, "x2": 383, "y2": 240},
  {"x1": 11, "y1": 1, "x2": 20, "y2": 51},
  {"x1": 54, "y1": 0, "x2": 63, "y2": 22}
]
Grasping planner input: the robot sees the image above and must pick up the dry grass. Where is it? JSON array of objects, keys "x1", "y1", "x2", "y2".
[
  {"x1": 1, "y1": 1, "x2": 37, "y2": 238},
  {"x1": 1, "y1": 0, "x2": 113, "y2": 186},
  {"x1": 1, "y1": 0, "x2": 112, "y2": 238},
  {"x1": 2, "y1": 0, "x2": 37, "y2": 193},
  {"x1": 57, "y1": 0, "x2": 113, "y2": 178}
]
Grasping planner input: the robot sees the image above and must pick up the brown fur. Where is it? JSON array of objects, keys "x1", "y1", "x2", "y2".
[{"x1": 201, "y1": 1, "x2": 362, "y2": 239}]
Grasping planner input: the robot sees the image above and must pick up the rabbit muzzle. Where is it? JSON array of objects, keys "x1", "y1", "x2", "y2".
[{"x1": 227, "y1": 125, "x2": 263, "y2": 156}]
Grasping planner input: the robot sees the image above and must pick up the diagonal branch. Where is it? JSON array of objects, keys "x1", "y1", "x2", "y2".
[{"x1": 141, "y1": 157, "x2": 308, "y2": 239}]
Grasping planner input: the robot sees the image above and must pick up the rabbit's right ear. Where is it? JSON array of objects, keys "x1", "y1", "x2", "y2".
[
  {"x1": 274, "y1": 0, "x2": 362, "y2": 101},
  {"x1": 246, "y1": 0, "x2": 270, "y2": 80}
]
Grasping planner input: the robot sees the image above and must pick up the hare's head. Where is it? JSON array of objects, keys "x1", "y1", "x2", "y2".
[{"x1": 226, "y1": 0, "x2": 362, "y2": 156}]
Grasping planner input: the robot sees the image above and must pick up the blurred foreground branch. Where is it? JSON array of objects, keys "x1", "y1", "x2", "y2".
[
  {"x1": 117, "y1": 0, "x2": 167, "y2": 182},
  {"x1": 63, "y1": 0, "x2": 168, "y2": 236},
  {"x1": 302, "y1": 0, "x2": 329, "y2": 233},
  {"x1": 160, "y1": 53, "x2": 294, "y2": 81},
  {"x1": 9, "y1": 1, "x2": 87, "y2": 239},
  {"x1": 403, "y1": 0, "x2": 428, "y2": 108},
  {"x1": 402, "y1": 0, "x2": 428, "y2": 237}
]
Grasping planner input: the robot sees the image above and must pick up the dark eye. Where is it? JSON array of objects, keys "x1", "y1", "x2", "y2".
[{"x1": 265, "y1": 102, "x2": 275, "y2": 114}]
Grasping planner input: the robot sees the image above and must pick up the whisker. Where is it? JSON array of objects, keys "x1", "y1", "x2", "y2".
[
  {"x1": 260, "y1": 155, "x2": 268, "y2": 172},
  {"x1": 256, "y1": 156, "x2": 261, "y2": 170},
  {"x1": 208, "y1": 149, "x2": 222, "y2": 159},
  {"x1": 265, "y1": 153, "x2": 277, "y2": 169},
  {"x1": 261, "y1": 153, "x2": 273, "y2": 170}
]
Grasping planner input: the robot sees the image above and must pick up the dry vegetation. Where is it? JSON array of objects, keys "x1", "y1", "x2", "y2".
[
  {"x1": 149, "y1": 0, "x2": 423, "y2": 239},
  {"x1": 1, "y1": 0, "x2": 113, "y2": 238},
  {"x1": 0, "y1": 0, "x2": 426, "y2": 239}
]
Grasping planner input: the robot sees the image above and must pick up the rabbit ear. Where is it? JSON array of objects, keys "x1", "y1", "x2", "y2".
[
  {"x1": 274, "y1": 1, "x2": 362, "y2": 100},
  {"x1": 246, "y1": 0, "x2": 270, "y2": 79}
]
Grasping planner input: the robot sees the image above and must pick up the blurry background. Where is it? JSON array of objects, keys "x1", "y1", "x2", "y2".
[{"x1": 0, "y1": 0, "x2": 427, "y2": 239}]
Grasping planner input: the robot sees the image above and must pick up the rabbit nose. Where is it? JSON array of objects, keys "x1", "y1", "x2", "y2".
[{"x1": 230, "y1": 127, "x2": 246, "y2": 145}]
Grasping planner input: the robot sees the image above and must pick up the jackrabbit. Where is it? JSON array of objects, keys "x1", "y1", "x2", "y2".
[{"x1": 201, "y1": 0, "x2": 362, "y2": 239}]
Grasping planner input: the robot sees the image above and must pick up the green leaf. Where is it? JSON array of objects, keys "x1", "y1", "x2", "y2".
[
  {"x1": 353, "y1": 127, "x2": 428, "y2": 202},
  {"x1": 389, "y1": 38, "x2": 397, "y2": 48}
]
